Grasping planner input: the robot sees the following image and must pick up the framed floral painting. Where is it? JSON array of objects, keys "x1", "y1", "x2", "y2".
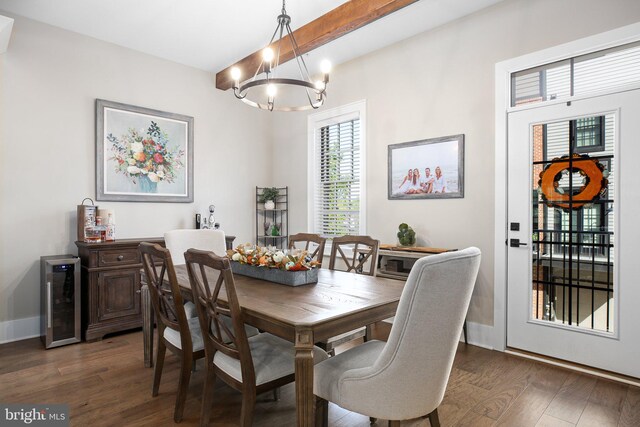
[
  {"x1": 388, "y1": 134, "x2": 464, "y2": 200},
  {"x1": 96, "y1": 99, "x2": 193, "y2": 202}
]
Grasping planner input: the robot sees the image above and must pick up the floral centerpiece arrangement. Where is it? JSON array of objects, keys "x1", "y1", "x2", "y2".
[
  {"x1": 227, "y1": 244, "x2": 319, "y2": 271},
  {"x1": 107, "y1": 121, "x2": 184, "y2": 192}
]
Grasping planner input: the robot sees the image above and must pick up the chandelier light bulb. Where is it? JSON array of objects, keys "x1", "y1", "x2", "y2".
[
  {"x1": 266, "y1": 83, "x2": 277, "y2": 98},
  {"x1": 320, "y1": 59, "x2": 332, "y2": 74},
  {"x1": 230, "y1": 67, "x2": 241, "y2": 81},
  {"x1": 263, "y1": 47, "x2": 275, "y2": 63}
]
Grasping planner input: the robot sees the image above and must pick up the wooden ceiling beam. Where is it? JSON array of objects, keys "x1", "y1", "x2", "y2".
[{"x1": 215, "y1": 0, "x2": 419, "y2": 90}]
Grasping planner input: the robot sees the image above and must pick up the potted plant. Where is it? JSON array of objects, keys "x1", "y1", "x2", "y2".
[
  {"x1": 260, "y1": 187, "x2": 280, "y2": 210},
  {"x1": 397, "y1": 223, "x2": 416, "y2": 247}
]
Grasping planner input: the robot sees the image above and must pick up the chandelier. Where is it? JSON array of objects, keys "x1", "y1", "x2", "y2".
[{"x1": 230, "y1": 0, "x2": 331, "y2": 112}]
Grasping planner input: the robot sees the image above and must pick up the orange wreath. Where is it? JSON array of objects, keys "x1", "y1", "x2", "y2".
[{"x1": 538, "y1": 154, "x2": 608, "y2": 210}]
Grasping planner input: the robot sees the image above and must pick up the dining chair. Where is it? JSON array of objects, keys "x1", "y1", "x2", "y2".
[
  {"x1": 139, "y1": 242, "x2": 205, "y2": 423},
  {"x1": 184, "y1": 249, "x2": 329, "y2": 427},
  {"x1": 328, "y1": 235, "x2": 379, "y2": 276},
  {"x1": 321, "y1": 235, "x2": 380, "y2": 355},
  {"x1": 164, "y1": 229, "x2": 227, "y2": 265},
  {"x1": 288, "y1": 233, "x2": 327, "y2": 266},
  {"x1": 314, "y1": 247, "x2": 481, "y2": 427}
]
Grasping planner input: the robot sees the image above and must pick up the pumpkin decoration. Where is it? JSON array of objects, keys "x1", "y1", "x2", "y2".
[{"x1": 538, "y1": 153, "x2": 608, "y2": 211}]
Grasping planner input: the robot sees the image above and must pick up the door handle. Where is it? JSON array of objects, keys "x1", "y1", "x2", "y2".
[{"x1": 510, "y1": 238, "x2": 527, "y2": 248}]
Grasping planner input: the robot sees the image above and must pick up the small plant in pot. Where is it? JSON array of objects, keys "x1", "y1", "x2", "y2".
[
  {"x1": 397, "y1": 223, "x2": 416, "y2": 247},
  {"x1": 260, "y1": 187, "x2": 280, "y2": 210}
]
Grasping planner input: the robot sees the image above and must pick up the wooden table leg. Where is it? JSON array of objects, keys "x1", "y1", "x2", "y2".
[
  {"x1": 141, "y1": 284, "x2": 153, "y2": 368},
  {"x1": 294, "y1": 328, "x2": 315, "y2": 427}
]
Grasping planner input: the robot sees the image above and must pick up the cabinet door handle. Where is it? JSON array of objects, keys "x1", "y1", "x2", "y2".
[
  {"x1": 47, "y1": 281, "x2": 52, "y2": 328},
  {"x1": 117, "y1": 255, "x2": 124, "y2": 261}
]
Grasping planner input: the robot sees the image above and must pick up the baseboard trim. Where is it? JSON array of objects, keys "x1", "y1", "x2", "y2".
[
  {"x1": 505, "y1": 348, "x2": 640, "y2": 387},
  {"x1": 460, "y1": 321, "x2": 494, "y2": 350},
  {"x1": 0, "y1": 316, "x2": 40, "y2": 344}
]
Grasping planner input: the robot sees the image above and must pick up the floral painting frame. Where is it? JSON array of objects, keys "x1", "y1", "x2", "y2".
[
  {"x1": 96, "y1": 99, "x2": 194, "y2": 202},
  {"x1": 388, "y1": 134, "x2": 464, "y2": 200}
]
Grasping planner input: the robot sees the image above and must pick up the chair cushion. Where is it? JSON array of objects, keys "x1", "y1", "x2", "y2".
[
  {"x1": 217, "y1": 315, "x2": 260, "y2": 343},
  {"x1": 163, "y1": 317, "x2": 204, "y2": 352},
  {"x1": 214, "y1": 333, "x2": 329, "y2": 386},
  {"x1": 314, "y1": 340, "x2": 386, "y2": 403},
  {"x1": 184, "y1": 301, "x2": 198, "y2": 319}
]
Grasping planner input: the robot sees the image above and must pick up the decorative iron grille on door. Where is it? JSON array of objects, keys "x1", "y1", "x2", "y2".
[{"x1": 531, "y1": 114, "x2": 614, "y2": 333}]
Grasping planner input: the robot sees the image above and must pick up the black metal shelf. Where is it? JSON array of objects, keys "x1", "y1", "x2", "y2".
[{"x1": 256, "y1": 186, "x2": 289, "y2": 249}]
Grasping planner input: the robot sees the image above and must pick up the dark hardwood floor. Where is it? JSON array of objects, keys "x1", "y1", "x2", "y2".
[{"x1": 0, "y1": 331, "x2": 638, "y2": 426}]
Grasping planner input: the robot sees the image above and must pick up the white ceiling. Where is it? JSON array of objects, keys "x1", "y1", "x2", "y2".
[{"x1": 0, "y1": 0, "x2": 505, "y2": 76}]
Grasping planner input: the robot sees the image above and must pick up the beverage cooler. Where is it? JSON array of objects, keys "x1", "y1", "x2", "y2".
[{"x1": 40, "y1": 255, "x2": 81, "y2": 349}]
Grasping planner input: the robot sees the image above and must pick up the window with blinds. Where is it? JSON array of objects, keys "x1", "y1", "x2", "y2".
[
  {"x1": 511, "y1": 41, "x2": 640, "y2": 106},
  {"x1": 308, "y1": 101, "x2": 365, "y2": 238}
]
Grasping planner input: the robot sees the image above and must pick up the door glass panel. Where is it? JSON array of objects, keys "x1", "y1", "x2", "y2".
[{"x1": 531, "y1": 114, "x2": 615, "y2": 333}]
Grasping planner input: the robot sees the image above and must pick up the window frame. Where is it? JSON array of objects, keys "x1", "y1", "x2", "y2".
[
  {"x1": 307, "y1": 100, "x2": 367, "y2": 240},
  {"x1": 572, "y1": 115, "x2": 605, "y2": 153}
]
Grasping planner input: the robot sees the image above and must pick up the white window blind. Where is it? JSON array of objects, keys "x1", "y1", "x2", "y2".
[
  {"x1": 308, "y1": 101, "x2": 365, "y2": 238},
  {"x1": 512, "y1": 41, "x2": 640, "y2": 106}
]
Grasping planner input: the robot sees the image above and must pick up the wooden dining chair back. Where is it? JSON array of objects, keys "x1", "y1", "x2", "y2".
[
  {"x1": 329, "y1": 235, "x2": 379, "y2": 276},
  {"x1": 185, "y1": 248, "x2": 329, "y2": 427},
  {"x1": 288, "y1": 233, "x2": 327, "y2": 266},
  {"x1": 314, "y1": 248, "x2": 482, "y2": 427},
  {"x1": 184, "y1": 249, "x2": 254, "y2": 381},
  {"x1": 139, "y1": 242, "x2": 204, "y2": 423},
  {"x1": 321, "y1": 235, "x2": 381, "y2": 355}
]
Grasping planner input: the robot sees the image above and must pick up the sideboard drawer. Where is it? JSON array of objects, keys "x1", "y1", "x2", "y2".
[{"x1": 98, "y1": 249, "x2": 140, "y2": 267}]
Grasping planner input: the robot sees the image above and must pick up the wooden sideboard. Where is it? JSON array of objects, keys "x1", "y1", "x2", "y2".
[
  {"x1": 376, "y1": 245, "x2": 455, "y2": 280},
  {"x1": 76, "y1": 235, "x2": 236, "y2": 341}
]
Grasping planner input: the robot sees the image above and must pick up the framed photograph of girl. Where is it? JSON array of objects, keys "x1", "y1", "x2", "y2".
[{"x1": 388, "y1": 134, "x2": 464, "y2": 200}]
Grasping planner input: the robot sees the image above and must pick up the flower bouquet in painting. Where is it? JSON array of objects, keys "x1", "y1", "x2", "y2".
[
  {"x1": 227, "y1": 244, "x2": 320, "y2": 286},
  {"x1": 107, "y1": 121, "x2": 184, "y2": 193}
]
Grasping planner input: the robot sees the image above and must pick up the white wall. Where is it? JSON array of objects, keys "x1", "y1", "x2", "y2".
[
  {"x1": 271, "y1": 0, "x2": 640, "y2": 326},
  {"x1": 0, "y1": 13, "x2": 272, "y2": 341}
]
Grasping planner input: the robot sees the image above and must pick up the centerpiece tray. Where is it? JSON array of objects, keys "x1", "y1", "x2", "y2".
[{"x1": 230, "y1": 261, "x2": 318, "y2": 286}]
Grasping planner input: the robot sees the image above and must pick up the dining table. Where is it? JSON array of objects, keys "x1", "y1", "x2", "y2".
[{"x1": 140, "y1": 265, "x2": 405, "y2": 427}]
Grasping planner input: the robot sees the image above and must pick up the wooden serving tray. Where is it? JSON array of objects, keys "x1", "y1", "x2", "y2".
[{"x1": 379, "y1": 244, "x2": 455, "y2": 254}]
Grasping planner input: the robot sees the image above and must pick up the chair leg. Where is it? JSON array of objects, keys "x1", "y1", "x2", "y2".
[
  {"x1": 426, "y1": 408, "x2": 440, "y2": 427},
  {"x1": 388, "y1": 421, "x2": 401, "y2": 427},
  {"x1": 463, "y1": 320, "x2": 468, "y2": 344},
  {"x1": 272, "y1": 387, "x2": 281, "y2": 401},
  {"x1": 365, "y1": 324, "x2": 373, "y2": 342},
  {"x1": 174, "y1": 354, "x2": 192, "y2": 423},
  {"x1": 239, "y1": 389, "x2": 256, "y2": 427},
  {"x1": 199, "y1": 360, "x2": 216, "y2": 427},
  {"x1": 315, "y1": 396, "x2": 328, "y2": 427},
  {"x1": 152, "y1": 339, "x2": 166, "y2": 397}
]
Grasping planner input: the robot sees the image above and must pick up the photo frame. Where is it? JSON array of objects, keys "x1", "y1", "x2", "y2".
[
  {"x1": 388, "y1": 134, "x2": 464, "y2": 200},
  {"x1": 96, "y1": 99, "x2": 194, "y2": 202}
]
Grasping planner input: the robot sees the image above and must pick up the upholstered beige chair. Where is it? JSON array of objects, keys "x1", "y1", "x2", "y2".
[
  {"x1": 288, "y1": 233, "x2": 327, "y2": 266},
  {"x1": 139, "y1": 242, "x2": 205, "y2": 423},
  {"x1": 184, "y1": 249, "x2": 329, "y2": 427},
  {"x1": 314, "y1": 247, "x2": 481, "y2": 427},
  {"x1": 164, "y1": 229, "x2": 227, "y2": 265}
]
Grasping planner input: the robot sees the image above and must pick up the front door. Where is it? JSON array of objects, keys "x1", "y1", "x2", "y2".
[{"x1": 507, "y1": 90, "x2": 640, "y2": 378}]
